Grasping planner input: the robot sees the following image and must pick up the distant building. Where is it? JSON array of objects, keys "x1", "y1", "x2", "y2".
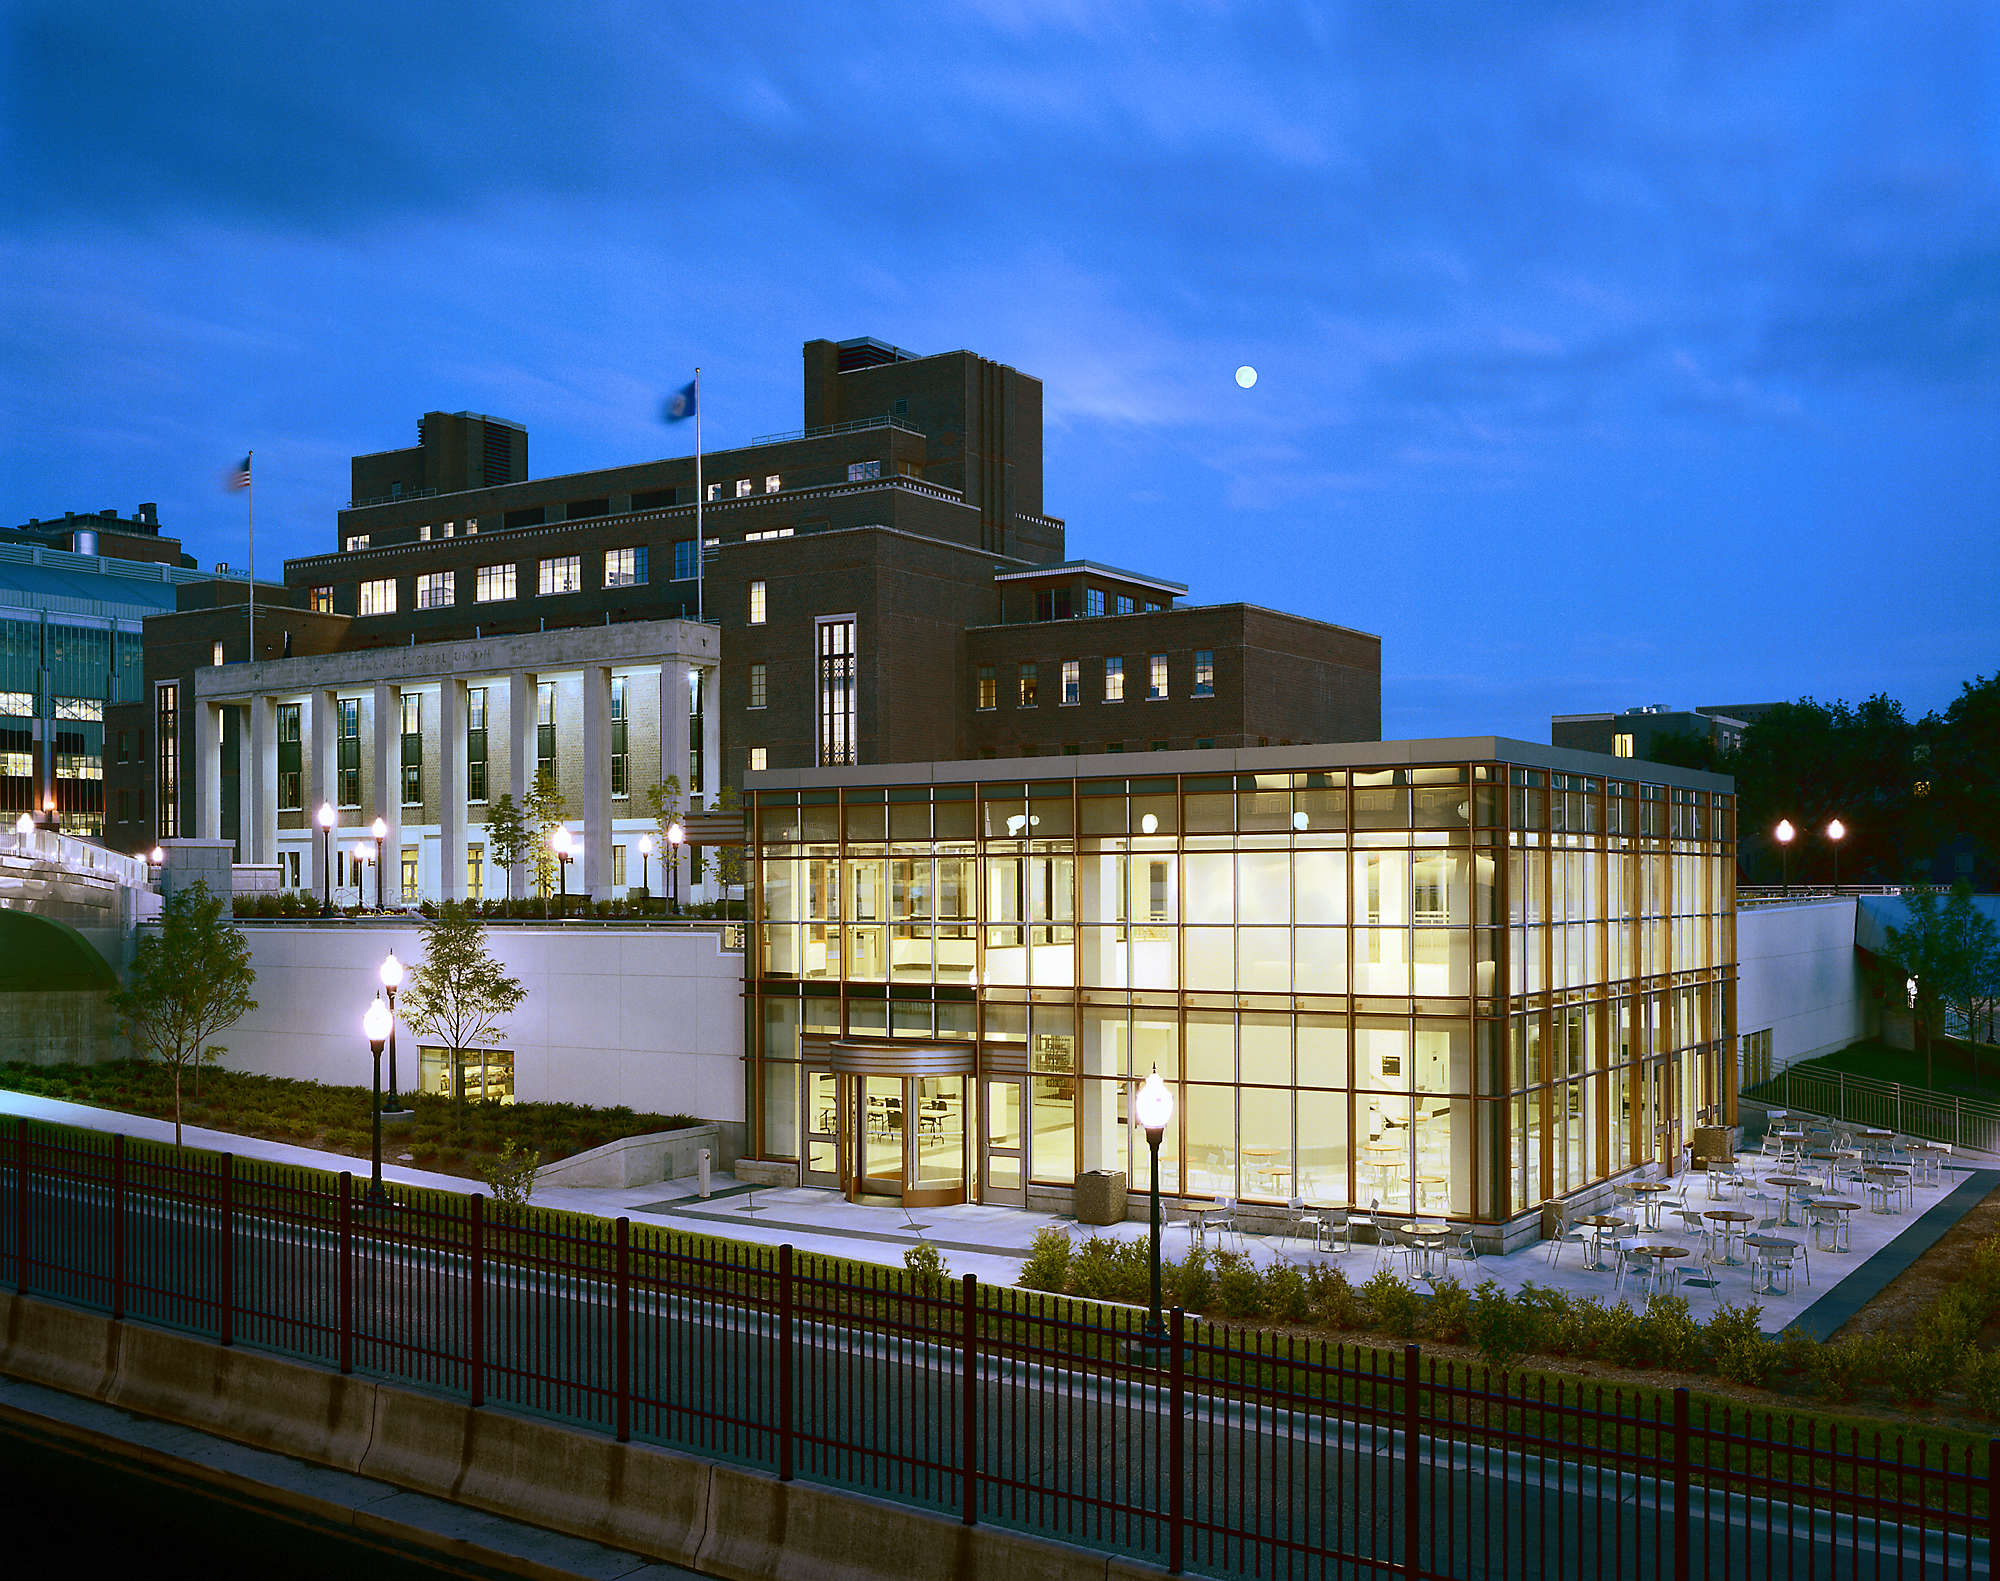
[{"x1": 1551, "y1": 702, "x2": 1770, "y2": 762}]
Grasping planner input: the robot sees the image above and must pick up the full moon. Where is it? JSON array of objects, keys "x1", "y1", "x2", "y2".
[{"x1": 1235, "y1": 365, "x2": 1257, "y2": 388}]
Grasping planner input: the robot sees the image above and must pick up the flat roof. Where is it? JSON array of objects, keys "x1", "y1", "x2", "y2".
[
  {"x1": 990, "y1": 560, "x2": 1187, "y2": 596},
  {"x1": 750, "y1": 737, "x2": 1736, "y2": 795}
]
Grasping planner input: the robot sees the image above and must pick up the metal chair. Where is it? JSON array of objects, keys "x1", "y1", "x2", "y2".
[
  {"x1": 1676, "y1": 1241, "x2": 1726, "y2": 1300},
  {"x1": 1440, "y1": 1226, "x2": 1479, "y2": 1274},
  {"x1": 1283, "y1": 1195, "x2": 1327, "y2": 1252},
  {"x1": 1375, "y1": 1225, "x2": 1417, "y2": 1279},
  {"x1": 1807, "y1": 1203, "x2": 1849, "y2": 1253},
  {"x1": 1544, "y1": 1204, "x2": 1590, "y2": 1267}
]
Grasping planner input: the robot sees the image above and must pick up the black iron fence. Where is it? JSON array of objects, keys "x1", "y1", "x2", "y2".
[{"x1": 4, "y1": 1116, "x2": 1992, "y2": 1579}]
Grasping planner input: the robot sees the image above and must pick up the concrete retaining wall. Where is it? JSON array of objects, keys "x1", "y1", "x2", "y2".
[
  {"x1": 1738, "y1": 899, "x2": 1872, "y2": 1071},
  {"x1": 533, "y1": 1121, "x2": 744, "y2": 1187},
  {"x1": 0, "y1": 1290, "x2": 1159, "y2": 1581}
]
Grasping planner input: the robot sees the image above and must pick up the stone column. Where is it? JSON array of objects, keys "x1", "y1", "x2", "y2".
[
  {"x1": 699, "y1": 665, "x2": 722, "y2": 809},
  {"x1": 438, "y1": 676, "x2": 466, "y2": 902},
  {"x1": 658, "y1": 659, "x2": 691, "y2": 901},
  {"x1": 579, "y1": 664, "x2": 613, "y2": 900},
  {"x1": 194, "y1": 698, "x2": 222, "y2": 841},
  {"x1": 507, "y1": 669, "x2": 535, "y2": 900},
  {"x1": 306, "y1": 689, "x2": 337, "y2": 896},
  {"x1": 247, "y1": 693, "x2": 277, "y2": 866},
  {"x1": 371, "y1": 680, "x2": 401, "y2": 905}
]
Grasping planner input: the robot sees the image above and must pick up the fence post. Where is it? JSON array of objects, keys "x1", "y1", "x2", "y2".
[
  {"x1": 1838, "y1": 1070, "x2": 1846, "y2": 1119},
  {"x1": 1403, "y1": 1344, "x2": 1420, "y2": 1581},
  {"x1": 219, "y1": 1153, "x2": 235, "y2": 1347},
  {"x1": 1672, "y1": 1388, "x2": 1690, "y2": 1581},
  {"x1": 469, "y1": 1193, "x2": 485, "y2": 1408},
  {"x1": 337, "y1": 1173, "x2": 353, "y2": 1376},
  {"x1": 110, "y1": 1133, "x2": 125, "y2": 1323},
  {"x1": 777, "y1": 1244, "x2": 794, "y2": 1483},
  {"x1": 14, "y1": 1117, "x2": 27, "y2": 1295},
  {"x1": 960, "y1": 1272, "x2": 978, "y2": 1528},
  {"x1": 615, "y1": 1216, "x2": 631, "y2": 1443},
  {"x1": 1988, "y1": 1439, "x2": 1998, "y2": 1577},
  {"x1": 1169, "y1": 1308, "x2": 1185, "y2": 1576}
]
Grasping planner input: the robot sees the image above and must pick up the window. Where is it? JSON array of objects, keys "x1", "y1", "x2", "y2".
[
  {"x1": 337, "y1": 697, "x2": 360, "y2": 806},
  {"x1": 400, "y1": 692, "x2": 422, "y2": 804},
  {"x1": 116, "y1": 788, "x2": 130, "y2": 822},
  {"x1": 475, "y1": 563, "x2": 516, "y2": 602},
  {"x1": 1086, "y1": 588, "x2": 1105, "y2": 617},
  {"x1": 1061, "y1": 659, "x2": 1080, "y2": 705},
  {"x1": 465, "y1": 843, "x2": 483, "y2": 901},
  {"x1": 706, "y1": 482, "x2": 723, "y2": 502},
  {"x1": 401, "y1": 847, "x2": 419, "y2": 902},
  {"x1": 277, "y1": 703, "x2": 302, "y2": 811},
  {"x1": 765, "y1": 474, "x2": 781, "y2": 493},
  {"x1": 537, "y1": 681, "x2": 556, "y2": 779},
  {"x1": 1151, "y1": 740, "x2": 1168, "y2": 751},
  {"x1": 1149, "y1": 655, "x2": 1168, "y2": 700},
  {"x1": 735, "y1": 478, "x2": 752, "y2": 498},
  {"x1": 604, "y1": 547, "x2": 645, "y2": 587},
  {"x1": 1613, "y1": 733, "x2": 1635, "y2": 758},
  {"x1": 155, "y1": 683, "x2": 179, "y2": 839},
  {"x1": 211, "y1": 640, "x2": 224, "y2": 667},
  {"x1": 419, "y1": 523, "x2": 433, "y2": 541},
  {"x1": 1193, "y1": 649, "x2": 1214, "y2": 697},
  {"x1": 466, "y1": 686, "x2": 488, "y2": 802},
  {"x1": 310, "y1": 586, "x2": 333, "y2": 614},
  {"x1": 750, "y1": 746, "x2": 768, "y2": 772},
  {"x1": 817, "y1": 616, "x2": 857, "y2": 767},
  {"x1": 749, "y1": 580, "x2": 767, "y2": 625},
  {"x1": 673, "y1": 540, "x2": 699, "y2": 581},
  {"x1": 1196, "y1": 737, "x2": 1214, "y2": 750},
  {"x1": 538, "y1": 555, "x2": 581, "y2": 596},
  {"x1": 1104, "y1": 656, "x2": 1124, "y2": 702},
  {"x1": 417, "y1": 571, "x2": 454, "y2": 609},
  {"x1": 345, "y1": 534, "x2": 370, "y2": 552},
  {"x1": 610, "y1": 676, "x2": 628, "y2": 798},
  {"x1": 612, "y1": 843, "x2": 626, "y2": 887},
  {"x1": 744, "y1": 527, "x2": 793, "y2": 542},
  {"x1": 847, "y1": 460, "x2": 883, "y2": 482},
  {"x1": 748, "y1": 662, "x2": 768, "y2": 709},
  {"x1": 1018, "y1": 663, "x2": 1038, "y2": 706},
  {"x1": 115, "y1": 728, "x2": 130, "y2": 762},
  {"x1": 359, "y1": 578, "x2": 396, "y2": 616},
  {"x1": 977, "y1": 665, "x2": 997, "y2": 710},
  {"x1": 1116, "y1": 595, "x2": 1135, "y2": 616}
]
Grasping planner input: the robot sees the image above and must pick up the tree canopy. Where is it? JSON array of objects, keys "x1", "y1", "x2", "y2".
[{"x1": 398, "y1": 902, "x2": 526, "y2": 1108}]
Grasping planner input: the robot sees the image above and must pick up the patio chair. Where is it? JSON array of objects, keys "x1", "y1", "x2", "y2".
[
  {"x1": 1283, "y1": 1195, "x2": 1327, "y2": 1252},
  {"x1": 1807, "y1": 1202, "x2": 1849, "y2": 1253},
  {"x1": 1611, "y1": 1239, "x2": 1650, "y2": 1300},
  {"x1": 1440, "y1": 1226, "x2": 1479, "y2": 1273},
  {"x1": 1752, "y1": 1240, "x2": 1797, "y2": 1297},
  {"x1": 1346, "y1": 1197, "x2": 1380, "y2": 1246},
  {"x1": 1544, "y1": 1204, "x2": 1590, "y2": 1267},
  {"x1": 1676, "y1": 1241, "x2": 1726, "y2": 1300},
  {"x1": 1375, "y1": 1225, "x2": 1417, "y2": 1279}
]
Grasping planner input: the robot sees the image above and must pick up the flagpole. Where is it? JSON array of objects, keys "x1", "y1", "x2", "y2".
[
  {"x1": 693, "y1": 367, "x2": 703, "y2": 625},
  {"x1": 246, "y1": 449, "x2": 255, "y2": 662}
]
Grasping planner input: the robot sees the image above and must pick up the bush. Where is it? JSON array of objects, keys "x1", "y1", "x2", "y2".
[
  {"x1": 1067, "y1": 1235, "x2": 1120, "y2": 1300},
  {"x1": 1425, "y1": 1276, "x2": 1472, "y2": 1344},
  {"x1": 1885, "y1": 1331, "x2": 1961, "y2": 1406},
  {"x1": 1265, "y1": 1262, "x2": 1312, "y2": 1324},
  {"x1": 1960, "y1": 1347, "x2": 2000, "y2": 1417},
  {"x1": 1168, "y1": 1246, "x2": 1214, "y2": 1313},
  {"x1": 1213, "y1": 1251, "x2": 1268, "y2": 1320},
  {"x1": 1360, "y1": 1270, "x2": 1425, "y2": 1339},
  {"x1": 477, "y1": 1138, "x2": 540, "y2": 1205},
  {"x1": 1468, "y1": 1280, "x2": 1537, "y2": 1369},
  {"x1": 903, "y1": 1241, "x2": 952, "y2": 1292},
  {"x1": 1513, "y1": 1285, "x2": 1580, "y2": 1357},
  {"x1": 1634, "y1": 1296, "x2": 1704, "y2": 1371},
  {"x1": 1806, "y1": 1333, "x2": 1877, "y2": 1401},
  {"x1": 1304, "y1": 1263, "x2": 1361, "y2": 1330}
]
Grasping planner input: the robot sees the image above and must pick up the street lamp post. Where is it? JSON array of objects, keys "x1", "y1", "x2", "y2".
[
  {"x1": 351, "y1": 841, "x2": 371, "y2": 908},
  {"x1": 1826, "y1": 818, "x2": 1846, "y2": 889},
  {"x1": 551, "y1": 826, "x2": 574, "y2": 913},
  {"x1": 380, "y1": 950, "x2": 406, "y2": 1112},
  {"x1": 638, "y1": 834, "x2": 654, "y2": 911},
  {"x1": 1774, "y1": 819, "x2": 1795, "y2": 897},
  {"x1": 371, "y1": 816, "x2": 388, "y2": 910},
  {"x1": 363, "y1": 994, "x2": 393, "y2": 1208},
  {"x1": 149, "y1": 845, "x2": 164, "y2": 873},
  {"x1": 316, "y1": 802, "x2": 336, "y2": 915},
  {"x1": 14, "y1": 812, "x2": 32, "y2": 851},
  {"x1": 667, "y1": 820, "x2": 685, "y2": 915},
  {"x1": 1132, "y1": 1067, "x2": 1176, "y2": 1348}
]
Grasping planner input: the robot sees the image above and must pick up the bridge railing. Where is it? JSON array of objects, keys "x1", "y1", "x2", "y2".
[{"x1": 4, "y1": 826, "x2": 150, "y2": 887}]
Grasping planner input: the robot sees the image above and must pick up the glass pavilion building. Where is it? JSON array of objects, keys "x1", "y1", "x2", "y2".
[{"x1": 746, "y1": 741, "x2": 1736, "y2": 1244}]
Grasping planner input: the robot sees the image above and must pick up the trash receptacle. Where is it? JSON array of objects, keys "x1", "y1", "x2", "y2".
[
  {"x1": 1075, "y1": 1168, "x2": 1128, "y2": 1226},
  {"x1": 698, "y1": 1147, "x2": 712, "y2": 1199},
  {"x1": 1691, "y1": 1127, "x2": 1733, "y2": 1173}
]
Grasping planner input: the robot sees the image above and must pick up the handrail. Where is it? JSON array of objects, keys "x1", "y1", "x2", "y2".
[
  {"x1": 1750, "y1": 1062, "x2": 2000, "y2": 1154},
  {"x1": 748, "y1": 414, "x2": 924, "y2": 446},
  {"x1": 3, "y1": 827, "x2": 149, "y2": 887}
]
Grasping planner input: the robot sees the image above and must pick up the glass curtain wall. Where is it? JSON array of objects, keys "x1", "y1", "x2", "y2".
[{"x1": 751, "y1": 760, "x2": 1736, "y2": 1226}]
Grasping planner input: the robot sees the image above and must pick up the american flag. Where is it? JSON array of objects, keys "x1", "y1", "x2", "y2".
[{"x1": 227, "y1": 454, "x2": 251, "y2": 491}]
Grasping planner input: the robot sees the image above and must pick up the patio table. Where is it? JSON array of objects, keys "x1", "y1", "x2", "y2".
[
  {"x1": 1864, "y1": 1166, "x2": 1910, "y2": 1214},
  {"x1": 1621, "y1": 1180, "x2": 1672, "y2": 1231},
  {"x1": 1575, "y1": 1213, "x2": 1628, "y2": 1272},
  {"x1": 1704, "y1": 1208, "x2": 1755, "y2": 1266},
  {"x1": 1809, "y1": 1199, "x2": 1857, "y2": 1251},
  {"x1": 1764, "y1": 1173, "x2": 1815, "y2": 1227},
  {"x1": 1632, "y1": 1244, "x2": 1687, "y2": 1303},
  {"x1": 1396, "y1": 1222, "x2": 1450, "y2": 1278}
]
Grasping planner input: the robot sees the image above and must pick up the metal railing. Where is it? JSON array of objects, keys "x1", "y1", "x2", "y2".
[
  {"x1": 1750, "y1": 1063, "x2": 2000, "y2": 1155},
  {"x1": 3, "y1": 1116, "x2": 1989, "y2": 1579},
  {"x1": 4, "y1": 826, "x2": 149, "y2": 887},
  {"x1": 748, "y1": 413, "x2": 924, "y2": 446},
  {"x1": 345, "y1": 486, "x2": 439, "y2": 510}
]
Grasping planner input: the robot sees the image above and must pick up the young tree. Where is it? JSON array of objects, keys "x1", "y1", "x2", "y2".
[
  {"x1": 522, "y1": 768, "x2": 566, "y2": 906},
  {"x1": 712, "y1": 782, "x2": 746, "y2": 895},
  {"x1": 1936, "y1": 883, "x2": 2000, "y2": 1086},
  {"x1": 398, "y1": 902, "x2": 527, "y2": 1111},
  {"x1": 1881, "y1": 882, "x2": 2000, "y2": 1089},
  {"x1": 645, "y1": 775, "x2": 685, "y2": 906},
  {"x1": 108, "y1": 881, "x2": 259, "y2": 1146},
  {"x1": 483, "y1": 793, "x2": 531, "y2": 902}
]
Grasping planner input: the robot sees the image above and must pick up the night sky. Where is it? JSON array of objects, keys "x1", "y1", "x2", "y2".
[{"x1": 5, "y1": 4, "x2": 1994, "y2": 740}]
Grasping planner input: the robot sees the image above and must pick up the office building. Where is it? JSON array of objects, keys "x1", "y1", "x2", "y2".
[{"x1": 1552, "y1": 702, "x2": 1769, "y2": 762}]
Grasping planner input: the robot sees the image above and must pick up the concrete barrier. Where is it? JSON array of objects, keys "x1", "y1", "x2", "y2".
[{"x1": 0, "y1": 1290, "x2": 118, "y2": 1401}]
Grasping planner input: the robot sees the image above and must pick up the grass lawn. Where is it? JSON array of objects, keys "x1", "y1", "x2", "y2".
[
  {"x1": 1779, "y1": 1036, "x2": 2000, "y2": 1103},
  {"x1": 0, "y1": 1060, "x2": 699, "y2": 1181}
]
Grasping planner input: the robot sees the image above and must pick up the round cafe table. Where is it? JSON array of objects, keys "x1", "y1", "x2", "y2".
[
  {"x1": 1864, "y1": 1165, "x2": 1909, "y2": 1214},
  {"x1": 1764, "y1": 1174, "x2": 1814, "y2": 1227},
  {"x1": 1632, "y1": 1244, "x2": 1687, "y2": 1302},
  {"x1": 1621, "y1": 1180, "x2": 1672, "y2": 1231},
  {"x1": 1396, "y1": 1222, "x2": 1450, "y2": 1277},
  {"x1": 1704, "y1": 1208, "x2": 1755, "y2": 1266},
  {"x1": 1809, "y1": 1199, "x2": 1858, "y2": 1252},
  {"x1": 1574, "y1": 1213, "x2": 1628, "y2": 1271}
]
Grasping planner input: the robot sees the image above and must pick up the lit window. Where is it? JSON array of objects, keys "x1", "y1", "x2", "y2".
[
  {"x1": 749, "y1": 580, "x2": 767, "y2": 625},
  {"x1": 310, "y1": 586, "x2": 334, "y2": 613},
  {"x1": 1193, "y1": 650, "x2": 1213, "y2": 697},
  {"x1": 400, "y1": 847, "x2": 418, "y2": 902},
  {"x1": 612, "y1": 843, "x2": 626, "y2": 886},
  {"x1": 359, "y1": 578, "x2": 396, "y2": 616},
  {"x1": 765, "y1": 474, "x2": 781, "y2": 493},
  {"x1": 1018, "y1": 664, "x2": 1038, "y2": 707},
  {"x1": 977, "y1": 666, "x2": 996, "y2": 710},
  {"x1": 463, "y1": 518, "x2": 479, "y2": 536},
  {"x1": 211, "y1": 639, "x2": 224, "y2": 666},
  {"x1": 1104, "y1": 656, "x2": 1124, "y2": 702},
  {"x1": 416, "y1": 571, "x2": 454, "y2": 609},
  {"x1": 847, "y1": 460, "x2": 882, "y2": 482},
  {"x1": 1148, "y1": 654, "x2": 1167, "y2": 700},
  {"x1": 465, "y1": 843, "x2": 483, "y2": 901},
  {"x1": 735, "y1": 478, "x2": 753, "y2": 497},
  {"x1": 604, "y1": 547, "x2": 644, "y2": 588},
  {"x1": 345, "y1": 534, "x2": 370, "y2": 552},
  {"x1": 1614, "y1": 733, "x2": 1634, "y2": 758},
  {"x1": 750, "y1": 746, "x2": 768, "y2": 772},
  {"x1": 749, "y1": 663, "x2": 768, "y2": 709},
  {"x1": 706, "y1": 482, "x2": 722, "y2": 502},
  {"x1": 475, "y1": 563, "x2": 516, "y2": 602},
  {"x1": 441, "y1": 521, "x2": 456, "y2": 538},
  {"x1": 419, "y1": 523, "x2": 433, "y2": 541},
  {"x1": 538, "y1": 555, "x2": 582, "y2": 596},
  {"x1": 744, "y1": 527, "x2": 794, "y2": 542},
  {"x1": 817, "y1": 618, "x2": 856, "y2": 766},
  {"x1": 1117, "y1": 595, "x2": 1135, "y2": 615},
  {"x1": 1086, "y1": 588, "x2": 1105, "y2": 617},
  {"x1": 673, "y1": 540, "x2": 699, "y2": 580},
  {"x1": 1061, "y1": 659, "x2": 1080, "y2": 705}
]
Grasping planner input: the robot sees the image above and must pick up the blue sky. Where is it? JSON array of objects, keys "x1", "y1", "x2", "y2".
[{"x1": 5, "y1": 2, "x2": 1995, "y2": 739}]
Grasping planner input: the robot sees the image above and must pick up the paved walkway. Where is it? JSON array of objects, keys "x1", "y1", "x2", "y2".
[{"x1": 1, "y1": 1087, "x2": 1989, "y2": 1334}]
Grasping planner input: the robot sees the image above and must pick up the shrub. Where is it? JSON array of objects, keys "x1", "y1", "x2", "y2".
[
  {"x1": 1067, "y1": 1235, "x2": 1120, "y2": 1300},
  {"x1": 1514, "y1": 1285, "x2": 1580, "y2": 1357},
  {"x1": 1803, "y1": 1333, "x2": 1874, "y2": 1401},
  {"x1": 479, "y1": 1138, "x2": 540, "y2": 1205},
  {"x1": 1360, "y1": 1270, "x2": 1424, "y2": 1339},
  {"x1": 1467, "y1": 1280, "x2": 1537, "y2": 1369},
  {"x1": 1167, "y1": 1246, "x2": 1214, "y2": 1313},
  {"x1": 1265, "y1": 1262, "x2": 1312, "y2": 1324},
  {"x1": 1634, "y1": 1296, "x2": 1704, "y2": 1371},
  {"x1": 903, "y1": 1241, "x2": 952, "y2": 1292},
  {"x1": 1885, "y1": 1331, "x2": 1961, "y2": 1407},
  {"x1": 1213, "y1": 1251, "x2": 1268, "y2": 1320},
  {"x1": 1960, "y1": 1347, "x2": 2000, "y2": 1417},
  {"x1": 1304, "y1": 1263, "x2": 1360, "y2": 1330},
  {"x1": 1425, "y1": 1276, "x2": 1472, "y2": 1344}
]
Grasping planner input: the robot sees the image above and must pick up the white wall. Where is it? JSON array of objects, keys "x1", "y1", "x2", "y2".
[
  {"x1": 1737, "y1": 898, "x2": 1871, "y2": 1070},
  {"x1": 218, "y1": 922, "x2": 745, "y2": 1122}
]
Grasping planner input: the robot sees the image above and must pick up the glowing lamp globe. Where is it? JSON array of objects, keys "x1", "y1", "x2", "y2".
[
  {"x1": 317, "y1": 802, "x2": 336, "y2": 829},
  {"x1": 1132, "y1": 1068, "x2": 1175, "y2": 1134},
  {"x1": 15, "y1": 814, "x2": 32, "y2": 837},
  {"x1": 380, "y1": 951, "x2": 404, "y2": 992},
  {"x1": 1827, "y1": 819, "x2": 1846, "y2": 842},
  {"x1": 639, "y1": 834, "x2": 655, "y2": 855},
  {"x1": 371, "y1": 816, "x2": 388, "y2": 841},
  {"x1": 1774, "y1": 819, "x2": 1795, "y2": 845},
  {"x1": 150, "y1": 846, "x2": 164, "y2": 864},
  {"x1": 667, "y1": 821, "x2": 685, "y2": 848},
  {"x1": 551, "y1": 827, "x2": 573, "y2": 856},
  {"x1": 363, "y1": 997, "x2": 393, "y2": 1047}
]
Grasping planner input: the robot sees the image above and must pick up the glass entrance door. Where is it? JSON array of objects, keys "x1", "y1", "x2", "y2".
[
  {"x1": 859, "y1": 1075, "x2": 905, "y2": 1197},
  {"x1": 981, "y1": 1077, "x2": 1025, "y2": 1206},
  {"x1": 802, "y1": 1068, "x2": 840, "y2": 1189},
  {"x1": 843, "y1": 1072, "x2": 969, "y2": 1206}
]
